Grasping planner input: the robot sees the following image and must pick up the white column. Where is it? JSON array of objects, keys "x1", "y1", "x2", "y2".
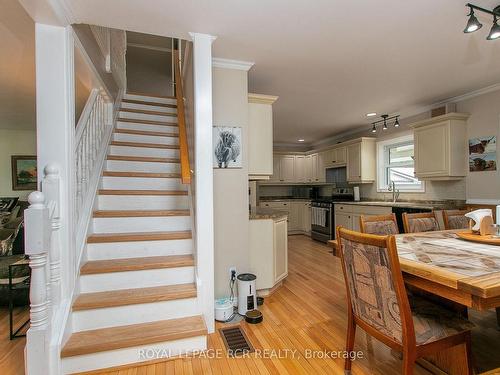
[
  {"x1": 190, "y1": 32, "x2": 216, "y2": 333},
  {"x1": 25, "y1": 192, "x2": 51, "y2": 375},
  {"x1": 35, "y1": 23, "x2": 75, "y2": 299}
]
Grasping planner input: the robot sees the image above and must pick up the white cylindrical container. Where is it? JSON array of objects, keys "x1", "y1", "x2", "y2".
[
  {"x1": 237, "y1": 273, "x2": 257, "y2": 315},
  {"x1": 215, "y1": 298, "x2": 234, "y2": 322}
]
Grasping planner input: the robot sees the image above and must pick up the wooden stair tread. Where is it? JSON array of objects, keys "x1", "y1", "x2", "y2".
[
  {"x1": 107, "y1": 155, "x2": 180, "y2": 163},
  {"x1": 120, "y1": 108, "x2": 177, "y2": 117},
  {"x1": 117, "y1": 117, "x2": 177, "y2": 126},
  {"x1": 61, "y1": 315, "x2": 206, "y2": 358},
  {"x1": 87, "y1": 230, "x2": 192, "y2": 243},
  {"x1": 122, "y1": 98, "x2": 177, "y2": 108},
  {"x1": 126, "y1": 91, "x2": 176, "y2": 100},
  {"x1": 115, "y1": 128, "x2": 178, "y2": 137},
  {"x1": 80, "y1": 254, "x2": 194, "y2": 275},
  {"x1": 110, "y1": 140, "x2": 179, "y2": 149},
  {"x1": 73, "y1": 283, "x2": 197, "y2": 311},
  {"x1": 98, "y1": 189, "x2": 187, "y2": 196},
  {"x1": 93, "y1": 209, "x2": 189, "y2": 218},
  {"x1": 102, "y1": 171, "x2": 181, "y2": 178}
]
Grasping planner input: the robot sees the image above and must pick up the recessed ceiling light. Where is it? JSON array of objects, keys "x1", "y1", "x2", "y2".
[
  {"x1": 297, "y1": 139, "x2": 305, "y2": 142},
  {"x1": 366, "y1": 112, "x2": 377, "y2": 117}
]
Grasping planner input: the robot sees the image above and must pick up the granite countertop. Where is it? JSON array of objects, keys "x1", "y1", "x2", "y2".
[
  {"x1": 260, "y1": 197, "x2": 312, "y2": 202},
  {"x1": 249, "y1": 207, "x2": 288, "y2": 220},
  {"x1": 335, "y1": 200, "x2": 464, "y2": 210}
]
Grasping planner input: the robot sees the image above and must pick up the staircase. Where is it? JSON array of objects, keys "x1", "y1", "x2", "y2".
[{"x1": 61, "y1": 92, "x2": 207, "y2": 374}]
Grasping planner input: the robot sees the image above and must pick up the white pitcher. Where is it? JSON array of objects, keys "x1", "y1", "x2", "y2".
[{"x1": 465, "y1": 209, "x2": 493, "y2": 231}]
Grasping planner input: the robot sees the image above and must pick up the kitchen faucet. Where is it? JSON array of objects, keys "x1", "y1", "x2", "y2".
[{"x1": 388, "y1": 181, "x2": 400, "y2": 203}]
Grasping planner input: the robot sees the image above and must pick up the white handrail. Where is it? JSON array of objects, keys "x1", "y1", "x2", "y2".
[{"x1": 74, "y1": 90, "x2": 113, "y2": 268}]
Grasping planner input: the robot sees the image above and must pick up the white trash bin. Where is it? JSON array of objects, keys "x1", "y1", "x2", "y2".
[{"x1": 237, "y1": 273, "x2": 257, "y2": 315}]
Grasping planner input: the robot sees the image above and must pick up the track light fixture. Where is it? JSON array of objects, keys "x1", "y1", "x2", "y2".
[
  {"x1": 370, "y1": 114, "x2": 400, "y2": 133},
  {"x1": 464, "y1": 7, "x2": 482, "y2": 33},
  {"x1": 487, "y1": 16, "x2": 500, "y2": 40},
  {"x1": 464, "y1": 3, "x2": 500, "y2": 40}
]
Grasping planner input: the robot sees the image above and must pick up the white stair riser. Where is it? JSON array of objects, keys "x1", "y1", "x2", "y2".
[
  {"x1": 101, "y1": 176, "x2": 184, "y2": 190},
  {"x1": 124, "y1": 93, "x2": 176, "y2": 105},
  {"x1": 61, "y1": 336, "x2": 206, "y2": 374},
  {"x1": 93, "y1": 216, "x2": 191, "y2": 233},
  {"x1": 117, "y1": 122, "x2": 178, "y2": 134},
  {"x1": 109, "y1": 145, "x2": 179, "y2": 158},
  {"x1": 121, "y1": 102, "x2": 177, "y2": 114},
  {"x1": 86, "y1": 239, "x2": 193, "y2": 261},
  {"x1": 72, "y1": 298, "x2": 199, "y2": 331},
  {"x1": 119, "y1": 111, "x2": 178, "y2": 123},
  {"x1": 98, "y1": 195, "x2": 189, "y2": 210},
  {"x1": 80, "y1": 267, "x2": 195, "y2": 293},
  {"x1": 105, "y1": 160, "x2": 180, "y2": 173},
  {"x1": 113, "y1": 133, "x2": 179, "y2": 146}
]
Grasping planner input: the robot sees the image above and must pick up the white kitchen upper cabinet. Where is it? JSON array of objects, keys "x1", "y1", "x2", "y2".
[
  {"x1": 346, "y1": 138, "x2": 376, "y2": 183},
  {"x1": 295, "y1": 155, "x2": 306, "y2": 182},
  {"x1": 311, "y1": 153, "x2": 319, "y2": 182},
  {"x1": 335, "y1": 147, "x2": 347, "y2": 164},
  {"x1": 347, "y1": 143, "x2": 361, "y2": 182},
  {"x1": 280, "y1": 155, "x2": 295, "y2": 182},
  {"x1": 412, "y1": 113, "x2": 469, "y2": 180},
  {"x1": 269, "y1": 156, "x2": 282, "y2": 182},
  {"x1": 248, "y1": 94, "x2": 279, "y2": 179},
  {"x1": 305, "y1": 155, "x2": 313, "y2": 182}
]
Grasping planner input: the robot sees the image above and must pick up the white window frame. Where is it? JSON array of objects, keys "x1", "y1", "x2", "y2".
[{"x1": 377, "y1": 134, "x2": 425, "y2": 193}]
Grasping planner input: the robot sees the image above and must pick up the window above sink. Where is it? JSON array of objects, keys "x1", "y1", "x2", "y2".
[{"x1": 377, "y1": 135, "x2": 425, "y2": 193}]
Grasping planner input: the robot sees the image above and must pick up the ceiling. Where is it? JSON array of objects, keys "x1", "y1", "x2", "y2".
[
  {"x1": 21, "y1": 0, "x2": 500, "y2": 143},
  {"x1": 0, "y1": 0, "x2": 35, "y2": 130}
]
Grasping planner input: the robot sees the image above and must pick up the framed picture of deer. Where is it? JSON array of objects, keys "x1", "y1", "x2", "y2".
[
  {"x1": 469, "y1": 136, "x2": 496, "y2": 172},
  {"x1": 213, "y1": 126, "x2": 242, "y2": 169}
]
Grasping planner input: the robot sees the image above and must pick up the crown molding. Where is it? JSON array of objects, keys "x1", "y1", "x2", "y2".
[
  {"x1": 248, "y1": 93, "x2": 279, "y2": 104},
  {"x1": 212, "y1": 58, "x2": 254, "y2": 71},
  {"x1": 433, "y1": 82, "x2": 500, "y2": 105}
]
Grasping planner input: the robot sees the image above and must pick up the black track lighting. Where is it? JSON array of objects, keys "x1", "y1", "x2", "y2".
[
  {"x1": 370, "y1": 114, "x2": 399, "y2": 133},
  {"x1": 487, "y1": 16, "x2": 500, "y2": 40},
  {"x1": 464, "y1": 7, "x2": 482, "y2": 33},
  {"x1": 464, "y1": 4, "x2": 500, "y2": 40}
]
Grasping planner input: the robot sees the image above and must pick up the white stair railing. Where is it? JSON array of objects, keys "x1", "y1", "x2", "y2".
[
  {"x1": 24, "y1": 165, "x2": 62, "y2": 375},
  {"x1": 74, "y1": 89, "x2": 113, "y2": 264}
]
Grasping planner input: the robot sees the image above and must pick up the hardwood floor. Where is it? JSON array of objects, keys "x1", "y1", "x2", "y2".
[{"x1": 2, "y1": 235, "x2": 499, "y2": 374}]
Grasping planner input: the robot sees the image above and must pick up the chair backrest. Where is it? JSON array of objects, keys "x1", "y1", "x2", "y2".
[
  {"x1": 442, "y1": 210, "x2": 469, "y2": 230},
  {"x1": 336, "y1": 227, "x2": 415, "y2": 348},
  {"x1": 360, "y1": 213, "x2": 399, "y2": 235},
  {"x1": 402, "y1": 212, "x2": 439, "y2": 233}
]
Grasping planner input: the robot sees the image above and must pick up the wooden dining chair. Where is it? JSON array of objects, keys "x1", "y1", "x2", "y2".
[
  {"x1": 443, "y1": 209, "x2": 470, "y2": 230},
  {"x1": 336, "y1": 227, "x2": 474, "y2": 375},
  {"x1": 360, "y1": 213, "x2": 399, "y2": 235},
  {"x1": 402, "y1": 212, "x2": 439, "y2": 233}
]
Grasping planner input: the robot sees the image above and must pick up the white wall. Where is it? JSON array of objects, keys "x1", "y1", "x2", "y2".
[
  {"x1": 457, "y1": 89, "x2": 500, "y2": 204},
  {"x1": 126, "y1": 46, "x2": 172, "y2": 96},
  {"x1": 0, "y1": 129, "x2": 37, "y2": 199},
  {"x1": 212, "y1": 66, "x2": 249, "y2": 298}
]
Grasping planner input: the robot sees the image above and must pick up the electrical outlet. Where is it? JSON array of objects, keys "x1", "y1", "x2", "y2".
[{"x1": 229, "y1": 267, "x2": 237, "y2": 280}]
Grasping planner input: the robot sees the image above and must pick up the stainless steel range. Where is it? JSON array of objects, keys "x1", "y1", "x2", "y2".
[{"x1": 311, "y1": 188, "x2": 354, "y2": 243}]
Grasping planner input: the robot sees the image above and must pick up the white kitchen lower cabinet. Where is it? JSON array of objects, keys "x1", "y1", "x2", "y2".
[
  {"x1": 249, "y1": 217, "x2": 288, "y2": 295},
  {"x1": 261, "y1": 200, "x2": 311, "y2": 235},
  {"x1": 274, "y1": 218, "x2": 288, "y2": 283},
  {"x1": 334, "y1": 204, "x2": 392, "y2": 236}
]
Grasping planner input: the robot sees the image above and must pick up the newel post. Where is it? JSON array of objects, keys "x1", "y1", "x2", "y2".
[
  {"x1": 24, "y1": 191, "x2": 51, "y2": 375},
  {"x1": 42, "y1": 164, "x2": 62, "y2": 307}
]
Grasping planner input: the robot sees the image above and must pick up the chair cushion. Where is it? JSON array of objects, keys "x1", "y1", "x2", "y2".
[
  {"x1": 409, "y1": 217, "x2": 439, "y2": 233},
  {"x1": 410, "y1": 296, "x2": 474, "y2": 345},
  {"x1": 364, "y1": 220, "x2": 399, "y2": 235},
  {"x1": 447, "y1": 215, "x2": 469, "y2": 230}
]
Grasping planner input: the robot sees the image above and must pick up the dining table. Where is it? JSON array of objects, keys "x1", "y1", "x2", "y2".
[{"x1": 328, "y1": 229, "x2": 500, "y2": 375}]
